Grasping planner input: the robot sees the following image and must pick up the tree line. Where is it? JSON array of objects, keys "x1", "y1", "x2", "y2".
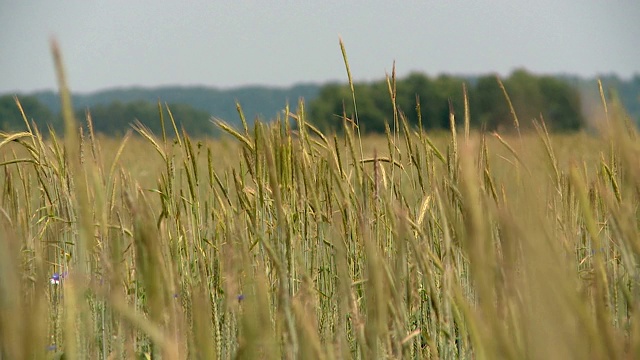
[
  {"x1": 0, "y1": 96, "x2": 217, "y2": 136},
  {"x1": 30, "y1": 84, "x2": 320, "y2": 127},
  {"x1": 3, "y1": 69, "x2": 622, "y2": 137},
  {"x1": 308, "y1": 69, "x2": 584, "y2": 133}
]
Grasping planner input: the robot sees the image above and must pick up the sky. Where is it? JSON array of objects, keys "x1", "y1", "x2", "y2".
[{"x1": 1, "y1": 1, "x2": 639, "y2": 94}]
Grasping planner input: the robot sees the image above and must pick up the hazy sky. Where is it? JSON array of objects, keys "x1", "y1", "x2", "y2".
[{"x1": 1, "y1": 1, "x2": 639, "y2": 94}]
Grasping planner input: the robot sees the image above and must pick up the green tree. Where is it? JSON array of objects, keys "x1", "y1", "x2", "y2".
[
  {"x1": 538, "y1": 76, "x2": 584, "y2": 130},
  {"x1": 309, "y1": 70, "x2": 585, "y2": 134},
  {"x1": 308, "y1": 83, "x2": 353, "y2": 132},
  {"x1": 503, "y1": 69, "x2": 544, "y2": 129},
  {"x1": 0, "y1": 95, "x2": 57, "y2": 132},
  {"x1": 472, "y1": 75, "x2": 510, "y2": 130},
  {"x1": 77, "y1": 100, "x2": 215, "y2": 137},
  {"x1": 397, "y1": 73, "x2": 437, "y2": 128},
  {"x1": 432, "y1": 75, "x2": 466, "y2": 129}
]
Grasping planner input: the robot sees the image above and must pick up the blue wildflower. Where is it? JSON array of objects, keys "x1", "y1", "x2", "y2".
[
  {"x1": 237, "y1": 294, "x2": 245, "y2": 302},
  {"x1": 50, "y1": 273, "x2": 60, "y2": 285},
  {"x1": 50, "y1": 271, "x2": 68, "y2": 285}
]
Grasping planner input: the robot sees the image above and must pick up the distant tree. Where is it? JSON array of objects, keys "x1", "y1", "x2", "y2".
[
  {"x1": 353, "y1": 84, "x2": 388, "y2": 133},
  {"x1": 432, "y1": 75, "x2": 466, "y2": 129},
  {"x1": 469, "y1": 75, "x2": 510, "y2": 130},
  {"x1": 308, "y1": 83, "x2": 353, "y2": 132},
  {"x1": 309, "y1": 70, "x2": 586, "y2": 134},
  {"x1": 309, "y1": 81, "x2": 399, "y2": 133},
  {"x1": 0, "y1": 95, "x2": 57, "y2": 132},
  {"x1": 614, "y1": 74, "x2": 640, "y2": 126},
  {"x1": 77, "y1": 100, "x2": 216, "y2": 137},
  {"x1": 505, "y1": 69, "x2": 545, "y2": 128},
  {"x1": 397, "y1": 73, "x2": 437, "y2": 128},
  {"x1": 538, "y1": 76, "x2": 584, "y2": 130},
  {"x1": 311, "y1": 74, "x2": 473, "y2": 132},
  {"x1": 472, "y1": 71, "x2": 584, "y2": 131}
]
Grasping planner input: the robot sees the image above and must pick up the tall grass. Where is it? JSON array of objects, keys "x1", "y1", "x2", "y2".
[{"x1": 1, "y1": 42, "x2": 640, "y2": 359}]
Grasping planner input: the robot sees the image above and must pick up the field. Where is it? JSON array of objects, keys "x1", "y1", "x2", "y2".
[{"x1": 2, "y1": 48, "x2": 640, "y2": 360}]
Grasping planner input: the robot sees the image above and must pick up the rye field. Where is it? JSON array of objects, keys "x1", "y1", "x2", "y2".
[{"x1": 2, "y1": 46, "x2": 640, "y2": 360}]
